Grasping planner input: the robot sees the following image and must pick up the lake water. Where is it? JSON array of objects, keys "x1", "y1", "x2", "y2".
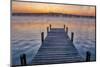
[{"x1": 11, "y1": 15, "x2": 96, "y2": 65}]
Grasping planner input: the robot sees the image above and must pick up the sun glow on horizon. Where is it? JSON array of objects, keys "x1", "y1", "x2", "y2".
[{"x1": 12, "y1": 1, "x2": 96, "y2": 16}]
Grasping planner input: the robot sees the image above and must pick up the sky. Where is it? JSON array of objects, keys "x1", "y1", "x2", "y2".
[{"x1": 12, "y1": 1, "x2": 96, "y2": 16}]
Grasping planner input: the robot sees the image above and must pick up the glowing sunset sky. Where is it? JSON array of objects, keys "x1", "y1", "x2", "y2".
[{"x1": 12, "y1": 1, "x2": 96, "y2": 16}]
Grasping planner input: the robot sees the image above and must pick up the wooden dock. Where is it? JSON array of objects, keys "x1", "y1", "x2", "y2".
[{"x1": 32, "y1": 26, "x2": 84, "y2": 65}]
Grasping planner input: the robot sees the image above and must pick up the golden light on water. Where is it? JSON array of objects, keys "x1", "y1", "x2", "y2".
[{"x1": 12, "y1": 23, "x2": 95, "y2": 32}]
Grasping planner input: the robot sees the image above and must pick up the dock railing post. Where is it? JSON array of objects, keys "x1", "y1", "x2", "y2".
[
  {"x1": 20, "y1": 54, "x2": 27, "y2": 66},
  {"x1": 86, "y1": 51, "x2": 91, "y2": 62},
  {"x1": 64, "y1": 24, "x2": 65, "y2": 30},
  {"x1": 47, "y1": 27, "x2": 49, "y2": 33},
  {"x1": 41, "y1": 32, "x2": 44, "y2": 44},
  {"x1": 66, "y1": 27, "x2": 68, "y2": 34},
  {"x1": 50, "y1": 24, "x2": 51, "y2": 30},
  {"x1": 71, "y1": 32, "x2": 74, "y2": 42}
]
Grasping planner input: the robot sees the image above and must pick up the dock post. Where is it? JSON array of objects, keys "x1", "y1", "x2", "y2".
[
  {"x1": 20, "y1": 55, "x2": 23, "y2": 65},
  {"x1": 20, "y1": 54, "x2": 27, "y2": 66},
  {"x1": 86, "y1": 51, "x2": 91, "y2": 62},
  {"x1": 47, "y1": 27, "x2": 49, "y2": 33},
  {"x1": 66, "y1": 27, "x2": 68, "y2": 34},
  {"x1": 71, "y1": 32, "x2": 74, "y2": 42},
  {"x1": 64, "y1": 24, "x2": 65, "y2": 30},
  {"x1": 50, "y1": 24, "x2": 51, "y2": 30},
  {"x1": 41, "y1": 32, "x2": 44, "y2": 44}
]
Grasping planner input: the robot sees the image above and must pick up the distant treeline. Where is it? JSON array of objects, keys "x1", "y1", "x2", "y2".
[{"x1": 12, "y1": 13, "x2": 95, "y2": 18}]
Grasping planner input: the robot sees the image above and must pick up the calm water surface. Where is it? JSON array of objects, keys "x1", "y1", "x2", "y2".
[{"x1": 11, "y1": 15, "x2": 96, "y2": 65}]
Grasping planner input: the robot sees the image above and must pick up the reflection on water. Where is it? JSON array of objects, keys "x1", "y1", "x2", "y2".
[{"x1": 11, "y1": 15, "x2": 96, "y2": 65}]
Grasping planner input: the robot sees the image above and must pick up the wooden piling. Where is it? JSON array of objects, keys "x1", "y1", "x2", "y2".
[
  {"x1": 20, "y1": 55, "x2": 24, "y2": 65},
  {"x1": 23, "y1": 54, "x2": 27, "y2": 65},
  {"x1": 86, "y1": 51, "x2": 91, "y2": 62},
  {"x1": 47, "y1": 27, "x2": 49, "y2": 33},
  {"x1": 71, "y1": 32, "x2": 74, "y2": 42},
  {"x1": 66, "y1": 27, "x2": 68, "y2": 34},
  {"x1": 20, "y1": 54, "x2": 27, "y2": 66},
  {"x1": 41, "y1": 32, "x2": 44, "y2": 43},
  {"x1": 50, "y1": 24, "x2": 51, "y2": 30},
  {"x1": 64, "y1": 24, "x2": 65, "y2": 30}
]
